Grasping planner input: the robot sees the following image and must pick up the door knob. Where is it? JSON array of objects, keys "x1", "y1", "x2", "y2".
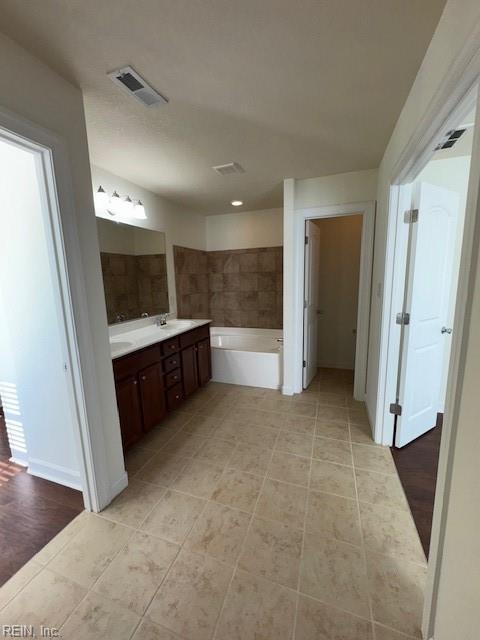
[{"x1": 441, "y1": 327, "x2": 453, "y2": 334}]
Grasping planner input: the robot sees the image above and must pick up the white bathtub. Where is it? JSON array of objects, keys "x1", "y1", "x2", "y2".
[{"x1": 210, "y1": 327, "x2": 283, "y2": 389}]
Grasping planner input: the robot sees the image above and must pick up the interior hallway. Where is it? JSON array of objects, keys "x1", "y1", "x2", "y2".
[
  {"x1": 0, "y1": 411, "x2": 84, "y2": 586},
  {"x1": 0, "y1": 370, "x2": 426, "y2": 639}
]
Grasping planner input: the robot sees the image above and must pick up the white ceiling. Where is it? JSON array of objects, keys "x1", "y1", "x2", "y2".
[{"x1": 1, "y1": 0, "x2": 446, "y2": 214}]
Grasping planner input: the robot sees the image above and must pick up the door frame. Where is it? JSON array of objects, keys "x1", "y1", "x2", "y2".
[
  {"x1": 374, "y1": 73, "x2": 480, "y2": 636},
  {"x1": 302, "y1": 220, "x2": 321, "y2": 389},
  {"x1": 0, "y1": 107, "x2": 110, "y2": 513},
  {"x1": 292, "y1": 201, "x2": 375, "y2": 400},
  {"x1": 375, "y1": 85, "x2": 478, "y2": 447}
]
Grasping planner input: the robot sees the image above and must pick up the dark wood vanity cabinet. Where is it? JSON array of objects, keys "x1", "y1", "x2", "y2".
[
  {"x1": 113, "y1": 323, "x2": 211, "y2": 450},
  {"x1": 115, "y1": 376, "x2": 143, "y2": 450},
  {"x1": 138, "y1": 363, "x2": 166, "y2": 432}
]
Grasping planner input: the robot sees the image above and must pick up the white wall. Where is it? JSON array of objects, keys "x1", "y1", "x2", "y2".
[
  {"x1": 93, "y1": 166, "x2": 206, "y2": 316},
  {"x1": 416, "y1": 155, "x2": 472, "y2": 410},
  {"x1": 0, "y1": 140, "x2": 80, "y2": 487},
  {"x1": 283, "y1": 169, "x2": 378, "y2": 395},
  {"x1": 206, "y1": 208, "x2": 283, "y2": 251},
  {"x1": 314, "y1": 215, "x2": 363, "y2": 370},
  {"x1": 0, "y1": 33, "x2": 126, "y2": 508},
  {"x1": 294, "y1": 170, "x2": 378, "y2": 209}
]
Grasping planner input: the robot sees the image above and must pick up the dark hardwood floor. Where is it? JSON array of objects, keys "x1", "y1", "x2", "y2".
[
  {"x1": 0, "y1": 411, "x2": 84, "y2": 586},
  {"x1": 391, "y1": 420, "x2": 442, "y2": 558}
]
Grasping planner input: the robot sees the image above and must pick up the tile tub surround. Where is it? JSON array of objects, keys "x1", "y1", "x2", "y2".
[
  {"x1": 174, "y1": 245, "x2": 283, "y2": 328},
  {"x1": 0, "y1": 369, "x2": 427, "y2": 638},
  {"x1": 101, "y1": 252, "x2": 169, "y2": 323},
  {"x1": 173, "y1": 246, "x2": 209, "y2": 319}
]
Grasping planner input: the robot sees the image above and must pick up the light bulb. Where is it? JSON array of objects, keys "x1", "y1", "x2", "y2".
[
  {"x1": 122, "y1": 195, "x2": 134, "y2": 217},
  {"x1": 231, "y1": 200, "x2": 243, "y2": 207},
  {"x1": 134, "y1": 200, "x2": 147, "y2": 219},
  {"x1": 109, "y1": 190, "x2": 122, "y2": 216},
  {"x1": 94, "y1": 185, "x2": 109, "y2": 212}
]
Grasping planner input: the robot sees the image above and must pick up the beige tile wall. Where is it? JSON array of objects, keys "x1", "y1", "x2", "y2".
[
  {"x1": 101, "y1": 252, "x2": 169, "y2": 323},
  {"x1": 173, "y1": 246, "x2": 210, "y2": 319},
  {"x1": 174, "y1": 245, "x2": 283, "y2": 328}
]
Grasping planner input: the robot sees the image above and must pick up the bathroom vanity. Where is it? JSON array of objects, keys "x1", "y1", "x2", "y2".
[
  {"x1": 96, "y1": 216, "x2": 212, "y2": 450},
  {"x1": 110, "y1": 320, "x2": 212, "y2": 450}
]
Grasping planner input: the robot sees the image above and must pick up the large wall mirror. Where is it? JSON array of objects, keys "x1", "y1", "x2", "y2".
[{"x1": 97, "y1": 218, "x2": 169, "y2": 324}]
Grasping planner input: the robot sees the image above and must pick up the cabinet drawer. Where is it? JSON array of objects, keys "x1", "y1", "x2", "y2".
[
  {"x1": 113, "y1": 344, "x2": 161, "y2": 381},
  {"x1": 161, "y1": 337, "x2": 180, "y2": 356},
  {"x1": 167, "y1": 383, "x2": 184, "y2": 411},
  {"x1": 165, "y1": 368, "x2": 182, "y2": 388},
  {"x1": 179, "y1": 324, "x2": 210, "y2": 349},
  {"x1": 163, "y1": 353, "x2": 181, "y2": 372}
]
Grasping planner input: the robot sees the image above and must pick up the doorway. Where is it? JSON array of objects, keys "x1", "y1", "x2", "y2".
[
  {"x1": 377, "y1": 92, "x2": 477, "y2": 563},
  {"x1": 299, "y1": 202, "x2": 375, "y2": 401},
  {"x1": 0, "y1": 126, "x2": 88, "y2": 584},
  {"x1": 303, "y1": 215, "x2": 364, "y2": 390}
]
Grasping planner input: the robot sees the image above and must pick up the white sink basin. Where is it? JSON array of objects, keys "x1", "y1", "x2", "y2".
[
  {"x1": 110, "y1": 340, "x2": 134, "y2": 351},
  {"x1": 161, "y1": 320, "x2": 195, "y2": 330}
]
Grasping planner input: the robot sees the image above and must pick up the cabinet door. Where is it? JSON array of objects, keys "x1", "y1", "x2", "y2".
[
  {"x1": 139, "y1": 363, "x2": 166, "y2": 432},
  {"x1": 181, "y1": 345, "x2": 199, "y2": 397},
  {"x1": 197, "y1": 338, "x2": 211, "y2": 386},
  {"x1": 116, "y1": 376, "x2": 143, "y2": 450}
]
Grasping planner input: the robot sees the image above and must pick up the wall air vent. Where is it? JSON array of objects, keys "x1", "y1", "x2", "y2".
[
  {"x1": 212, "y1": 162, "x2": 245, "y2": 176},
  {"x1": 108, "y1": 66, "x2": 168, "y2": 107},
  {"x1": 435, "y1": 128, "x2": 466, "y2": 150}
]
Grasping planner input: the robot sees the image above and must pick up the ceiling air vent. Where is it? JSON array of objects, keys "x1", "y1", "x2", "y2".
[
  {"x1": 212, "y1": 162, "x2": 245, "y2": 176},
  {"x1": 108, "y1": 66, "x2": 168, "y2": 107},
  {"x1": 435, "y1": 128, "x2": 466, "y2": 150}
]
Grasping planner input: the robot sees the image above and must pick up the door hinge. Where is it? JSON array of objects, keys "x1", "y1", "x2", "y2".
[
  {"x1": 303, "y1": 360, "x2": 306, "y2": 368},
  {"x1": 303, "y1": 300, "x2": 308, "y2": 309},
  {"x1": 390, "y1": 402, "x2": 402, "y2": 416},
  {"x1": 396, "y1": 311, "x2": 410, "y2": 326},
  {"x1": 404, "y1": 208, "x2": 419, "y2": 223},
  {"x1": 305, "y1": 236, "x2": 309, "y2": 245}
]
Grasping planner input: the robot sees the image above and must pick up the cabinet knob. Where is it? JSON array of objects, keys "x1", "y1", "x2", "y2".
[
  {"x1": 141, "y1": 376, "x2": 146, "y2": 381},
  {"x1": 173, "y1": 375, "x2": 178, "y2": 380},
  {"x1": 175, "y1": 394, "x2": 180, "y2": 400},
  {"x1": 172, "y1": 360, "x2": 177, "y2": 365},
  {"x1": 133, "y1": 380, "x2": 138, "y2": 385}
]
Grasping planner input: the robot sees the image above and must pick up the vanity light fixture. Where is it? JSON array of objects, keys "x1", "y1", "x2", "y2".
[
  {"x1": 94, "y1": 185, "x2": 147, "y2": 220},
  {"x1": 231, "y1": 200, "x2": 243, "y2": 206}
]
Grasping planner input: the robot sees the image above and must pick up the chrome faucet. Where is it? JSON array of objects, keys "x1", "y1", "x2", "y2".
[
  {"x1": 155, "y1": 313, "x2": 168, "y2": 327},
  {"x1": 115, "y1": 313, "x2": 127, "y2": 323}
]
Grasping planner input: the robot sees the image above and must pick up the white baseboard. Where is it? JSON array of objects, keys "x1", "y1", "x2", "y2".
[
  {"x1": 282, "y1": 385, "x2": 295, "y2": 396},
  {"x1": 109, "y1": 471, "x2": 128, "y2": 502},
  {"x1": 9, "y1": 456, "x2": 28, "y2": 468},
  {"x1": 28, "y1": 458, "x2": 82, "y2": 491}
]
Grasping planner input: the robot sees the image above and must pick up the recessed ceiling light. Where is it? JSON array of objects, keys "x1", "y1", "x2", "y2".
[{"x1": 231, "y1": 200, "x2": 243, "y2": 206}]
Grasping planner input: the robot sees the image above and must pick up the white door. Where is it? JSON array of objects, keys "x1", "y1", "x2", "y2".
[
  {"x1": 395, "y1": 182, "x2": 459, "y2": 447},
  {"x1": 303, "y1": 220, "x2": 321, "y2": 388}
]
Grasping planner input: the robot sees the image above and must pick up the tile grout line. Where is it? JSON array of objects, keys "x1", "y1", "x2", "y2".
[
  {"x1": 210, "y1": 428, "x2": 280, "y2": 640},
  {"x1": 291, "y1": 428, "x2": 314, "y2": 640},
  {"x1": 349, "y1": 421, "x2": 376, "y2": 633}
]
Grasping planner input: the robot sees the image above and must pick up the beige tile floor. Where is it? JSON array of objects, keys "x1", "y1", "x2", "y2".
[{"x1": 0, "y1": 369, "x2": 427, "y2": 640}]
